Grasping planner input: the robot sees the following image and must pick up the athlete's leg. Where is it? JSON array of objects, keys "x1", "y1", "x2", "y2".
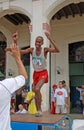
[
  {"x1": 33, "y1": 78, "x2": 45, "y2": 111},
  {"x1": 33, "y1": 70, "x2": 48, "y2": 116}
]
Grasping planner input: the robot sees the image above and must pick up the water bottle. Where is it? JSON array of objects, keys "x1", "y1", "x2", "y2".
[{"x1": 62, "y1": 120, "x2": 66, "y2": 127}]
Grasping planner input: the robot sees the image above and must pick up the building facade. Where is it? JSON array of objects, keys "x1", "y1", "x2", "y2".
[{"x1": 0, "y1": 0, "x2": 84, "y2": 112}]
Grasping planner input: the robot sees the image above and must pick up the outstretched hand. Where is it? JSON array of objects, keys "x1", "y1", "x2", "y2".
[
  {"x1": 5, "y1": 32, "x2": 18, "y2": 52},
  {"x1": 7, "y1": 43, "x2": 20, "y2": 60},
  {"x1": 44, "y1": 31, "x2": 60, "y2": 52},
  {"x1": 7, "y1": 43, "x2": 28, "y2": 79}
]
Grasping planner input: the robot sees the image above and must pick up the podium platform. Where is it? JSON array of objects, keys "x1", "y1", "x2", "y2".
[{"x1": 11, "y1": 112, "x2": 72, "y2": 130}]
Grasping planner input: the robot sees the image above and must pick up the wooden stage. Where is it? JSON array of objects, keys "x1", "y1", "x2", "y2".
[{"x1": 11, "y1": 112, "x2": 72, "y2": 130}]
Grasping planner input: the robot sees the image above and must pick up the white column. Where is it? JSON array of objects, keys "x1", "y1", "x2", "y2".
[
  {"x1": 32, "y1": 0, "x2": 43, "y2": 42},
  {"x1": 29, "y1": 0, "x2": 51, "y2": 111},
  {"x1": 41, "y1": 18, "x2": 51, "y2": 111},
  {"x1": 29, "y1": 0, "x2": 43, "y2": 89}
]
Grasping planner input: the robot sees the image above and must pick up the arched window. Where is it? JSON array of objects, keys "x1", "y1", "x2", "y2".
[
  {"x1": 75, "y1": 46, "x2": 84, "y2": 62},
  {"x1": 0, "y1": 32, "x2": 7, "y2": 80},
  {"x1": 69, "y1": 41, "x2": 84, "y2": 63}
]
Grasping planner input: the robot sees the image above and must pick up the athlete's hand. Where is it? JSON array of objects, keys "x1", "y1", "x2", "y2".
[{"x1": 45, "y1": 32, "x2": 51, "y2": 40}]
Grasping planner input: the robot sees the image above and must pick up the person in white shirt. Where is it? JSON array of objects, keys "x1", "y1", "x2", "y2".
[
  {"x1": 1, "y1": 33, "x2": 28, "y2": 130},
  {"x1": 62, "y1": 80, "x2": 70, "y2": 113},
  {"x1": 54, "y1": 81, "x2": 68, "y2": 114},
  {"x1": 15, "y1": 104, "x2": 27, "y2": 114},
  {"x1": 76, "y1": 84, "x2": 84, "y2": 113}
]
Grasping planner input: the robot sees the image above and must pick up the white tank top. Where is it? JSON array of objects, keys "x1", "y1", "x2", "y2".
[{"x1": 32, "y1": 48, "x2": 46, "y2": 72}]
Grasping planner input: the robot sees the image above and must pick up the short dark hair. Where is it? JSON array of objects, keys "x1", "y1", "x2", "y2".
[
  {"x1": 36, "y1": 36, "x2": 44, "y2": 42},
  {"x1": 62, "y1": 80, "x2": 66, "y2": 84}
]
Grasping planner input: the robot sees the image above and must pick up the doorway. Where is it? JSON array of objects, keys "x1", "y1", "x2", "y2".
[{"x1": 69, "y1": 41, "x2": 84, "y2": 113}]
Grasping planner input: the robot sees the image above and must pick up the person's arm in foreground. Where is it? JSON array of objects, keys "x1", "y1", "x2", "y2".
[
  {"x1": 7, "y1": 43, "x2": 28, "y2": 80},
  {"x1": 5, "y1": 32, "x2": 18, "y2": 52}
]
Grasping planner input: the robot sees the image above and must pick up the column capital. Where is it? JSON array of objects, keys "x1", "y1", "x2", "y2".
[{"x1": 29, "y1": 24, "x2": 32, "y2": 32}]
